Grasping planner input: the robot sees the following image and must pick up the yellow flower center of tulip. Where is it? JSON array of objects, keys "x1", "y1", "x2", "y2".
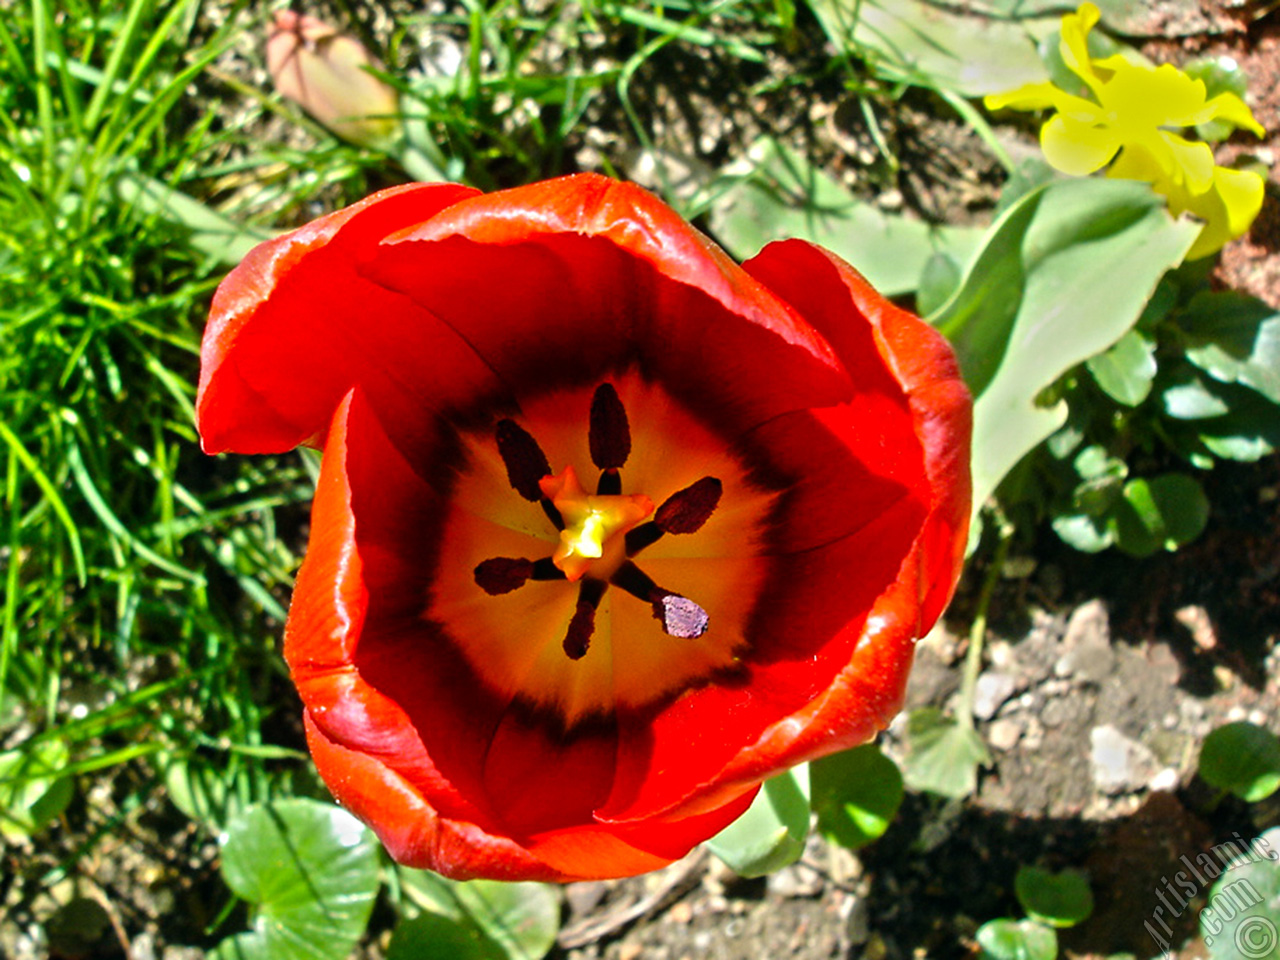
[
  {"x1": 539, "y1": 465, "x2": 654, "y2": 582},
  {"x1": 427, "y1": 372, "x2": 776, "y2": 724}
]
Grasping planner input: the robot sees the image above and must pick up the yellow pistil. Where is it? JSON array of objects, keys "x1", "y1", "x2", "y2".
[{"x1": 539, "y1": 465, "x2": 653, "y2": 582}]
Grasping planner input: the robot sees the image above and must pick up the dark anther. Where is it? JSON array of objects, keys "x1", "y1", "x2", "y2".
[
  {"x1": 589, "y1": 383, "x2": 631, "y2": 471},
  {"x1": 475, "y1": 557, "x2": 565, "y2": 595},
  {"x1": 624, "y1": 476, "x2": 722, "y2": 556},
  {"x1": 596, "y1": 468, "x2": 621, "y2": 496},
  {"x1": 610, "y1": 561, "x2": 709, "y2": 639},
  {"x1": 656, "y1": 477, "x2": 721, "y2": 533},
  {"x1": 474, "y1": 557, "x2": 533, "y2": 595},
  {"x1": 495, "y1": 419, "x2": 551, "y2": 502},
  {"x1": 563, "y1": 579, "x2": 608, "y2": 660}
]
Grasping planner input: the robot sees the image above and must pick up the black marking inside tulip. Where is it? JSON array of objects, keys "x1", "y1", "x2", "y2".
[
  {"x1": 563, "y1": 578, "x2": 608, "y2": 660},
  {"x1": 589, "y1": 382, "x2": 631, "y2": 470},
  {"x1": 476, "y1": 382, "x2": 720, "y2": 657}
]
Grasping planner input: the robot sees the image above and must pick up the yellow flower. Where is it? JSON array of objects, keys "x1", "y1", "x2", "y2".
[{"x1": 985, "y1": 2, "x2": 1266, "y2": 258}]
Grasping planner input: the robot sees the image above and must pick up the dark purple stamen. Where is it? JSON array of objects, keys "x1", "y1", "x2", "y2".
[
  {"x1": 610, "y1": 561, "x2": 709, "y2": 639},
  {"x1": 495, "y1": 418, "x2": 563, "y2": 529},
  {"x1": 589, "y1": 382, "x2": 631, "y2": 471},
  {"x1": 625, "y1": 476, "x2": 722, "y2": 555},
  {"x1": 563, "y1": 579, "x2": 608, "y2": 660},
  {"x1": 474, "y1": 556, "x2": 566, "y2": 595},
  {"x1": 495, "y1": 419, "x2": 551, "y2": 502}
]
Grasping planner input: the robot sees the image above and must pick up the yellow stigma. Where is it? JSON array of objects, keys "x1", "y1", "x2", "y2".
[{"x1": 539, "y1": 465, "x2": 653, "y2": 581}]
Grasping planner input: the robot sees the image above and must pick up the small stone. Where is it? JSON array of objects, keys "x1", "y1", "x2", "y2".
[
  {"x1": 1090, "y1": 724, "x2": 1159, "y2": 795},
  {"x1": 619, "y1": 944, "x2": 644, "y2": 960},
  {"x1": 1175, "y1": 604, "x2": 1217, "y2": 650},
  {"x1": 1150, "y1": 767, "x2": 1181, "y2": 792},
  {"x1": 767, "y1": 863, "x2": 823, "y2": 898},
  {"x1": 988, "y1": 718, "x2": 1023, "y2": 751},
  {"x1": 973, "y1": 671, "x2": 1019, "y2": 721},
  {"x1": 1055, "y1": 601, "x2": 1115, "y2": 683}
]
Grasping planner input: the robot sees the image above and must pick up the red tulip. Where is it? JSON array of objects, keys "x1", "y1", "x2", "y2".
[{"x1": 196, "y1": 174, "x2": 971, "y2": 881}]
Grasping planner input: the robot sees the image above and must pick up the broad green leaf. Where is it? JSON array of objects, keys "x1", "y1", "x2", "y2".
[
  {"x1": 213, "y1": 799, "x2": 380, "y2": 960},
  {"x1": 386, "y1": 912, "x2": 507, "y2": 960},
  {"x1": 811, "y1": 743, "x2": 904, "y2": 850},
  {"x1": 1086, "y1": 330, "x2": 1157, "y2": 406},
  {"x1": 902, "y1": 708, "x2": 990, "y2": 799},
  {"x1": 1051, "y1": 512, "x2": 1114, "y2": 553},
  {"x1": 1198, "y1": 395, "x2": 1280, "y2": 462},
  {"x1": 1162, "y1": 369, "x2": 1233, "y2": 420},
  {"x1": 706, "y1": 765, "x2": 810, "y2": 877},
  {"x1": 0, "y1": 738, "x2": 74, "y2": 841},
  {"x1": 1202, "y1": 827, "x2": 1280, "y2": 960},
  {"x1": 1069, "y1": 445, "x2": 1126, "y2": 516},
  {"x1": 1180, "y1": 292, "x2": 1280, "y2": 406},
  {"x1": 398, "y1": 870, "x2": 560, "y2": 960},
  {"x1": 708, "y1": 139, "x2": 979, "y2": 297},
  {"x1": 1015, "y1": 866, "x2": 1094, "y2": 928},
  {"x1": 932, "y1": 178, "x2": 1199, "y2": 528},
  {"x1": 917, "y1": 251, "x2": 964, "y2": 318},
  {"x1": 805, "y1": 0, "x2": 1052, "y2": 97},
  {"x1": 1113, "y1": 474, "x2": 1209, "y2": 558},
  {"x1": 977, "y1": 919, "x2": 1059, "y2": 960},
  {"x1": 1200, "y1": 722, "x2": 1280, "y2": 803}
]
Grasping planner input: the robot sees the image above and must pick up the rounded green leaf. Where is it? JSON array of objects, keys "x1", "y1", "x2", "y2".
[
  {"x1": 1202, "y1": 827, "x2": 1280, "y2": 960},
  {"x1": 902, "y1": 707, "x2": 991, "y2": 799},
  {"x1": 398, "y1": 869, "x2": 560, "y2": 960},
  {"x1": 1200, "y1": 722, "x2": 1280, "y2": 803},
  {"x1": 1014, "y1": 866, "x2": 1094, "y2": 928},
  {"x1": 1113, "y1": 474, "x2": 1209, "y2": 557},
  {"x1": 213, "y1": 798, "x2": 381, "y2": 960},
  {"x1": 1086, "y1": 330, "x2": 1157, "y2": 406},
  {"x1": 977, "y1": 919, "x2": 1059, "y2": 960},
  {"x1": 706, "y1": 765, "x2": 810, "y2": 877},
  {"x1": 811, "y1": 744, "x2": 904, "y2": 850},
  {"x1": 386, "y1": 912, "x2": 507, "y2": 960},
  {"x1": 0, "y1": 738, "x2": 73, "y2": 842}
]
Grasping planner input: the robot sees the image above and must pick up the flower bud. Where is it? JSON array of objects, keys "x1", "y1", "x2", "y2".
[{"x1": 266, "y1": 10, "x2": 401, "y2": 149}]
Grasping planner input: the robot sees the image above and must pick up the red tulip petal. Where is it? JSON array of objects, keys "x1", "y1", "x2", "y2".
[
  {"x1": 598, "y1": 240, "x2": 971, "y2": 824},
  {"x1": 303, "y1": 710, "x2": 568, "y2": 881},
  {"x1": 361, "y1": 174, "x2": 853, "y2": 437},
  {"x1": 197, "y1": 181, "x2": 494, "y2": 456}
]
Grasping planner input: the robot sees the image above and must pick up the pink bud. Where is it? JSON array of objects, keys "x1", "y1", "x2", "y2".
[{"x1": 266, "y1": 11, "x2": 401, "y2": 149}]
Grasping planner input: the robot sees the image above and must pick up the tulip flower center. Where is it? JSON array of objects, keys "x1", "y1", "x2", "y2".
[
  {"x1": 429, "y1": 373, "x2": 775, "y2": 722},
  {"x1": 538, "y1": 465, "x2": 653, "y2": 582}
]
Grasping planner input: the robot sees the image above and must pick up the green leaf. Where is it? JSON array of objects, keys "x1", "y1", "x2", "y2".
[
  {"x1": 1180, "y1": 291, "x2": 1280, "y2": 406},
  {"x1": 805, "y1": 0, "x2": 1053, "y2": 97},
  {"x1": 1200, "y1": 722, "x2": 1280, "y2": 803},
  {"x1": 386, "y1": 912, "x2": 507, "y2": 960},
  {"x1": 397, "y1": 870, "x2": 560, "y2": 960},
  {"x1": 213, "y1": 799, "x2": 381, "y2": 960},
  {"x1": 1051, "y1": 512, "x2": 1114, "y2": 553},
  {"x1": 1086, "y1": 330, "x2": 1157, "y2": 406},
  {"x1": 1162, "y1": 369, "x2": 1233, "y2": 420},
  {"x1": 902, "y1": 707, "x2": 990, "y2": 799},
  {"x1": 977, "y1": 919, "x2": 1059, "y2": 960},
  {"x1": 1112, "y1": 474, "x2": 1209, "y2": 557},
  {"x1": 708, "y1": 139, "x2": 979, "y2": 297},
  {"x1": 1202, "y1": 827, "x2": 1280, "y2": 960},
  {"x1": 706, "y1": 765, "x2": 810, "y2": 877},
  {"x1": 0, "y1": 738, "x2": 74, "y2": 841},
  {"x1": 1197, "y1": 393, "x2": 1280, "y2": 462},
  {"x1": 1015, "y1": 866, "x2": 1094, "y2": 928},
  {"x1": 159, "y1": 753, "x2": 233, "y2": 829},
  {"x1": 933, "y1": 179, "x2": 1199, "y2": 529},
  {"x1": 917, "y1": 252, "x2": 964, "y2": 318},
  {"x1": 811, "y1": 744, "x2": 904, "y2": 850}
]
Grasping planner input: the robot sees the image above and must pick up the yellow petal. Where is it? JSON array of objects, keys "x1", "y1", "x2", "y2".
[
  {"x1": 984, "y1": 82, "x2": 1064, "y2": 113},
  {"x1": 1213, "y1": 166, "x2": 1265, "y2": 237},
  {"x1": 1159, "y1": 132, "x2": 1216, "y2": 193},
  {"x1": 1041, "y1": 114, "x2": 1120, "y2": 175},
  {"x1": 1107, "y1": 142, "x2": 1169, "y2": 188},
  {"x1": 1100, "y1": 62, "x2": 1208, "y2": 131},
  {"x1": 1200, "y1": 92, "x2": 1266, "y2": 138},
  {"x1": 1059, "y1": 2, "x2": 1103, "y2": 94}
]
